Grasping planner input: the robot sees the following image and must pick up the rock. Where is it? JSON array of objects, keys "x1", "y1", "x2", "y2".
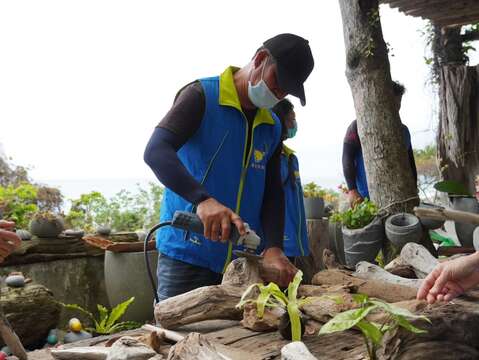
[
  {"x1": 106, "y1": 336, "x2": 157, "y2": 360},
  {"x1": 68, "y1": 318, "x2": 82, "y2": 332},
  {"x1": 47, "y1": 329, "x2": 58, "y2": 345},
  {"x1": 0, "y1": 283, "x2": 60, "y2": 347},
  {"x1": 63, "y1": 330, "x2": 92, "y2": 344},
  {"x1": 5, "y1": 275, "x2": 24, "y2": 288},
  {"x1": 96, "y1": 226, "x2": 111, "y2": 236},
  {"x1": 15, "y1": 230, "x2": 31, "y2": 241},
  {"x1": 281, "y1": 341, "x2": 317, "y2": 360},
  {"x1": 64, "y1": 229, "x2": 85, "y2": 238},
  {"x1": 6, "y1": 356, "x2": 19, "y2": 360}
]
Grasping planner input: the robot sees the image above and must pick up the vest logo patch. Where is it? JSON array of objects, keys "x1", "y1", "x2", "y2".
[{"x1": 251, "y1": 149, "x2": 266, "y2": 170}]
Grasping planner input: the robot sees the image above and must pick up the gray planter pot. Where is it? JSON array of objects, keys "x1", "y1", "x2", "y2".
[
  {"x1": 385, "y1": 213, "x2": 423, "y2": 249},
  {"x1": 417, "y1": 203, "x2": 445, "y2": 230},
  {"x1": 451, "y1": 197, "x2": 479, "y2": 247},
  {"x1": 104, "y1": 250, "x2": 158, "y2": 323},
  {"x1": 29, "y1": 216, "x2": 64, "y2": 238},
  {"x1": 342, "y1": 217, "x2": 384, "y2": 267},
  {"x1": 303, "y1": 197, "x2": 325, "y2": 219}
]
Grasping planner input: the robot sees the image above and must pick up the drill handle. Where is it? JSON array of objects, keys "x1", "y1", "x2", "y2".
[{"x1": 171, "y1": 211, "x2": 241, "y2": 242}]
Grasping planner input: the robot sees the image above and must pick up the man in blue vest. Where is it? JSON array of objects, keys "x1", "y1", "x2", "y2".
[
  {"x1": 272, "y1": 99, "x2": 309, "y2": 260},
  {"x1": 144, "y1": 34, "x2": 314, "y2": 301},
  {"x1": 342, "y1": 81, "x2": 417, "y2": 206}
]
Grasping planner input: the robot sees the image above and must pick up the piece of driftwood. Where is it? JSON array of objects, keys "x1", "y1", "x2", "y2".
[
  {"x1": 312, "y1": 269, "x2": 417, "y2": 303},
  {"x1": 0, "y1": 309, "x2": 27, "y2": 360},
  {"x1": 437, "y1": 246, "x2": 475, "y2": 256},
  {"x1": 301, "y1": 293, "x2": 358, "y2": 323},
  {"x1": 281, "y1": 341, "x2": 318, "y2": 360},
  {"x1": 379, "y1": 300, "x2": 479, "y2": 360},
  {"x1": 387, "y1": 264, "x2": 417, "y2": 279},
  {"x1": 105, "y1": 336, "x2": 157, "y2": 360},
  {"x1": 354, "y1": 262, "x2": 423, "y2": 289},
  {"x1": 51, "y1": 347, "x2": 110, "y2": 360},
  {"x1": 414, "y1": 206, "x2": 479, "y2": 226},
  {"x1": 241, "y1": 302, "x2": 285, "y2": 332},
  {"x1": 155, "y1": 258, "x2": 263, "y2": 329},
  {"x1": 167, "y1": 333, "x2": 231, "y2": 360},
  {"x1": 142, "y1": 324, "x2": 185, "y2": 343},
  {"x1": 399, "y1": 243, "x2": 438, "y2": 279}
]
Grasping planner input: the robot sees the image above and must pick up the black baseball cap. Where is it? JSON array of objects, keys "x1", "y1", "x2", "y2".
[{"x1": 263, "y1": 33, "x2": 314, "y2": 106}]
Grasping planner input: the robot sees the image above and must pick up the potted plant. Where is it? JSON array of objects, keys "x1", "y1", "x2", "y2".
[
  {"x1": 331, "y1": 199, "x2": 384, "y2": 267},
  {"x1": 29, "y1": 211, "x2": 65, "y2": 238},
  {"x1": 303, "y1": 182, "x2": 326, "y2": 219}
]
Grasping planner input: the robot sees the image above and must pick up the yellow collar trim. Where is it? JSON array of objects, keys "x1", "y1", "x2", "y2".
[{"x1": 218, "y1": 66, "x2": 275, "y2": 127}]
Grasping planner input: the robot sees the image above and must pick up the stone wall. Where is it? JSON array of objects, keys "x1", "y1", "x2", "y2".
[{"x1": 0, "y1": 255, "x2": 109, "y2": 326}]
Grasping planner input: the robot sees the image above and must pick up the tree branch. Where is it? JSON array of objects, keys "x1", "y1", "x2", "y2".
[{"x1": 461, "y1": 30, "x2": 479, "y2": 42}]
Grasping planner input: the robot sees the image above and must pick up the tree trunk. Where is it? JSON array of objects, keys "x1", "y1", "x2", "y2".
[
  {"x1": 437, "y1": 64, "x2": 479, "y2": 193},
  {"x1": 338, "y1": 0, "x2": 418, "y2": 212}
]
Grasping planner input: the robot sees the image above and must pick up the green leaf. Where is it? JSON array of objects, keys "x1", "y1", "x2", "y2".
[
  {"x1": 352, "y1": 294, "x2": 369, "y2": 305},
  {"x1": 287, "y1": 270, "x2": 303, "y2": 303},
  {"x1": 319, "y1": 305, "x2": 378, "y2": 335},
  {"x1": 434, "y1": 180, "x2": 471, "y2": 196},
  {"x1": 108, "y1": 321, "x2": 141, "y2": 334},
  {"x1": 60, "y1": 302, "x2": 95, "y2": 323},
  {"x1": 369, "y1": 299, "x2": 431, "y2": 322},
  {"x1": 97, "y1": 304, "x2": 109, "y2": 329},
  {"x1": 395, "y1": 316, "x2": 428, "y2": 334},
  {"x1": 356, "y1": 320, "x2": 383, "y2": 345},
  {"x1": 105, "y1": 297, "x2": 135, "y2": 329}
]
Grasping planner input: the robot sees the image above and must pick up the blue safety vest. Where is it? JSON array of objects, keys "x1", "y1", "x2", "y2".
[
  {"x1": 355, "y1": 125, "x2": 412, "y2": 199},
  {"x1": 157, "y1": 67, "x2": 282, "y2": 274},
  {"x1": 280, "y1": 145, "x2": 309, "y2": 257}
]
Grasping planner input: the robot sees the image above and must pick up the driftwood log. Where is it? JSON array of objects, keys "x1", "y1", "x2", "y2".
[
  {"x1": 154, "y1": 258, "x2": 263, "y2": 329},
  {"x1": 414, "y1": 206, "x2": 479, "y2": 226},
  {"x1": 167, "y1": 333, "x2": 230, "y2": 360},
  {"x1": 379, "y1": 300, "x2": 479, "y2": 360},
  {"x1": 1, "y1": 283, "x2": 61, "y2": 347},
  {"x1": 399, "y1": 243, "x2": 438, "y2": 279},
  {"x1": 354, "y1": 262, "x2": 423, "y2": 288},
  {"x1": 312, "y1": 269, "x2": 417, "y2": 303}
]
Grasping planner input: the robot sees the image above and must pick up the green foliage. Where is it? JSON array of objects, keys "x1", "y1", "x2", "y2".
[
  {"x1": 319, "y1": 294, "x2": 429, "y2": 360},
  {"x1": 331, "y1": 199, "x2": 378, "y2": 229},
  {"x1": 65, "y1": 183, "x2": 163, "y2": 232},
  {"x1": 303, "y1": 182, "x2": 326, "y2": 198},
  {"x1": 236, "y1": 270, "x2": 311, "y2": 342},
  {"x1": 413, "y1": 144, "x2": 441, "y2": 202},
  {"x1": 0, "y1": 183, "x2": 38, "y2": 228},
  {"x1": 434, "y1": 180, "x2": 471, "y2": 197},
  {"x1": 61, "y1": 297, "x2": 140, "y2": 335}
]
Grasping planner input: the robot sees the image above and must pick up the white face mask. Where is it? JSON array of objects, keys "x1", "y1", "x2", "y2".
[{"x1": 247, "y1": 57, "x2": 281, "y2": 109}]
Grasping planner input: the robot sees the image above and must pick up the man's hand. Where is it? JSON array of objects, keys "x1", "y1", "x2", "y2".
[
  {"x1": 196, "y1": 198, "x2": 246, "y2": 242},
  {"x1": 417, "y1": 252, "x2": 479, "y2": 304},
  {"x1": 347, "y1": 189, "x2": 363, "y2": 207},
  {"x1": 0, "y1": 220, "x2": 21, "y2": 263},
  {"x1": 261, "y1": 247, "x2": 298, "y2": 288}
]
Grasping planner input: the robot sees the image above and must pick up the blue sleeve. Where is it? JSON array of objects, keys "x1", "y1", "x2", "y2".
[{"x1": 144, "y1": 127, "x2": 210, "y2": 205}]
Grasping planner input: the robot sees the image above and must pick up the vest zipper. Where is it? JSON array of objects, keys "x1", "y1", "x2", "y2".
[{"x1": 223, "y1": 113, "x2": 256, "y2": 273}]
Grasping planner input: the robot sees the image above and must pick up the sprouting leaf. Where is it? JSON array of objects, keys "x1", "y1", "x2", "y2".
[
  {"x1": 97, "y1": 304, "x2": 109, "y2": 329},
  {"x1": 106, "y1": 297, "x2": 135, "y2": 329},
  {"x1": 356, "y1": 320, "x2": 383, "y2": 345},
  {"x1": 369, "y1": 299, "x2": 431, "y2": 322},
  {"x1": 352, "y1": 293, "x2": 369, "y2": 305},
  {"x1": 319, "y1": 305, "x2": 378, "y2": 335},
  {"x1": 287, "y1": 301, "x2": 302, "y2": 341}
]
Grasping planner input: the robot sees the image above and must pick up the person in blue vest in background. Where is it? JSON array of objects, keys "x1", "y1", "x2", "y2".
[
  {"x1": 144, "y1": 34, "x2": 315, "y2": 301},
  {"x1": 272, "y1": 99, "x2": 309, "y2": 261},
  {"x1": 342, "y1": 81, "x2": 417, "y2": 206}
]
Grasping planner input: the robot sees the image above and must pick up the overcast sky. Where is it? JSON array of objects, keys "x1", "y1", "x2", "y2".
[{"x1": 1, "y1": 1, "x2": 478, "y2": 197}]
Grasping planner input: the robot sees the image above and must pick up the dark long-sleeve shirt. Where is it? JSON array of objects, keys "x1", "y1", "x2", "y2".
[
  {"x1": 144, "y1": 81, "x2": 284, "y2": 249},
  {"x1": 342, "y1": 120, "x2": 417, "y2": 191}
]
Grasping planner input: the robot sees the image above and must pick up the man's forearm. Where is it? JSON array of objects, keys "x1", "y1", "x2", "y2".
[{"x1": 144, "y1": 127, "x2": 210, "y2": 205}]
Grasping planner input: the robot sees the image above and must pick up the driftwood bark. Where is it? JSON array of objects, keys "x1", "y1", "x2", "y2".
[
  {"x1": 167, "y1": 333, "x2": 230, "y2": 360},
  {"x1": 379, "y1": 300, "x2": 479, "y2": 360},
  {"x1": 338, "y1": 0, "x2": 418, "y2": 212},
  {"x1": 312, "y1": 269, "x2": 417, "y2": 303},
  {"x1": 154, "y1": 258, "x2": 262, "y2": 329},
  {"x1": 301, "y1": 293, "x2": 358, "y2": 323},
  {"x1": 414, "y1": 206, "x2": 479, "y2": 226},
  {"x1": 1, "y1": 283, "x2": 61, "y2": 347},
  {"x1": 354, "y1": 261, "x2": 423, "y2": 288},
  {"x1": 437, "y1": 64, "x2": 479, "y2": 194},
  {"x1": 51, "y1": 347, "x2": 110, "y2": 360}
]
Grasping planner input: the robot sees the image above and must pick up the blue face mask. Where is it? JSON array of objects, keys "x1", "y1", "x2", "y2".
[
  {"x1": 287, "y1": 121, "x2": 298, "y2": 139},
  {"x1": 247, "y1": 58, "x2": 281, "y2": 109}
]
